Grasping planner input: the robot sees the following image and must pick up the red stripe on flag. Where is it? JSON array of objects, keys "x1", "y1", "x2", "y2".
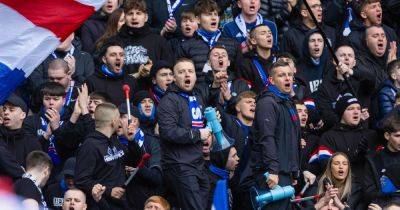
[{"x1": 1, "y1": 0, "x2": 95, "y2": 41}]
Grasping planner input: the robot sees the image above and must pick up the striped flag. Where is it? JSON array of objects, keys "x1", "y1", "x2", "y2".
[{"x1": 0, "y1": 0, "x2": 105, "y2": 104}]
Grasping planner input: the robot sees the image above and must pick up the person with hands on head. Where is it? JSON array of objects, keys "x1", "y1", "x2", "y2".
[
  {"x1": 240, "y1": 60, "x2": 301, "y2": 210},
  {"x1": 157, "y1": 58, "x2": 212, "y2": 210}
]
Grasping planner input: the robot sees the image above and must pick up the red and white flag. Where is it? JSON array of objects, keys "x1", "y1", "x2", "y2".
[{"x1": 0, "y1": 0, "x2": 105, "y2": 103}]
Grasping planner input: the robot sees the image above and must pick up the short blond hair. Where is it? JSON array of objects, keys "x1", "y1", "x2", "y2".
[{"x1": 94, "y1": 103, "x2": 119, "y2": 128}]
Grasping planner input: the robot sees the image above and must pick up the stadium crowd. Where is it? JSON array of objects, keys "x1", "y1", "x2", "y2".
[{"x1": 1, "y1": 0, "x2": 400, "y2": 209}]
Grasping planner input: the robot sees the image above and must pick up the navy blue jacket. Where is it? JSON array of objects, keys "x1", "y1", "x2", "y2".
[{"x1": 378, "y1": 79, "x2": 399, "y2": 120}]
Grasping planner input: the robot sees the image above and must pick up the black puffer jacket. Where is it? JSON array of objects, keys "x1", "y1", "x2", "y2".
[
  {"x1": 157, "y1": 83, "x2": 206, "y2": 170},
  {"x1": 80, "y1": 11, "x2": 108, "y2": 54},
  {"x1": 0, "y1": 126, "x2": 41, "y2": 167},
  {"x1": 177, "y1": 33, "x2": 242, "y2": 83}
]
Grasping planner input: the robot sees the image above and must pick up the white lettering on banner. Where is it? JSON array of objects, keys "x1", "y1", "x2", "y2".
[
  {"x1": 309, "y1": 79, "x2": 322, "y2": 93},
  {"x1": 53, "y1": 197, "x2": 63, "y2": 207},
  {"x1": 104, "y1": 146, "x2": 125, "y2": 162},
  {"x1": 124, "y1": 45, "x2": 149, "y2": 65},
  {"x1": 192, "y1": 107, "x2": 202, "y2": 120}
]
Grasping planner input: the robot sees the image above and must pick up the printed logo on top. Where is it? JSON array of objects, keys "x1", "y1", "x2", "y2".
[
  {"x1": 124, "y1": 45, "x2": 149, "y2": 65},
  {"x1": 53, "y1": 197, "x2": 63, "y2": 207},
  {"x1": 104, "y1": 146, "x2": 125, "y2": 162}
]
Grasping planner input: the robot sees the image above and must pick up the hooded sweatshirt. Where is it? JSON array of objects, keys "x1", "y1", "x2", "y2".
[
  {"x1": 296, "y1": 30, "x2": 331, "y2": 94},
  {"x1": 318, "y1": 123, "x2": 377, "y2": 179},
  {"x1": 0, "y1": 126, "x2": 41, "y2": 167},
  {"x1": 108, "y1": 24, "x2": 174, "y2": 75},
  {"x1": 378, "y1": 78, "x2": 399, "y2": 120},
  {"x1": 281, "y1": 22, "x2": 336, "y2": 60},
  {"x1": 75, "y1": 131, "x2": 142, "y2": 210}
]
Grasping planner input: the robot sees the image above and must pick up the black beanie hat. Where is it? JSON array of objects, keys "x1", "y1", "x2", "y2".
[
  {"x1": 334, "y1": 94, "x2": 360, "y2": 118},
  {"x1": 150, "y1": 60, "x2": 173, "y2": 78},
  {"x1": 132, "y1": 90, "x2": 152, "y2": 107},
  {"x1": 210, "y1": 147, "x2": 232, "y2": 169},
  {"x1": 385, "y1": 163, "x2": 400, "y2": 189}
]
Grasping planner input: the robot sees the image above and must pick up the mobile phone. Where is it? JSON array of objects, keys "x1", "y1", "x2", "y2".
[{"x1": 323, "y1": 177, "x2": 333, "y2": 189}]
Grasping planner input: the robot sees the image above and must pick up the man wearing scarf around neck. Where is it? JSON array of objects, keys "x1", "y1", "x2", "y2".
[
  {"x1": 149, "y1": 60, "x2": 174, "y2": 106},
  {"x1": 86, "y1": 41, "x2": 136, "y2": 106},
  {"x1": 222, "y1": 0, "x2": 278, "y2": 53},
  {"x1": 158, "y1": 58, "x2": 213, "y2": 210},
  {"x1": 240, "y1": 60, "x2": 302, "y2": 210},
  {"x1": 178, "y1": 0, "x2": 242, "y2": 84},
  {"x1": 132, "y1": 91, "x2": 157, "y2": 135}
]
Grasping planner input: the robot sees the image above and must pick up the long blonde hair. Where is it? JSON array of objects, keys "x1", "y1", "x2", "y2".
[{"x1": 317, "y1": 152, "x2": 352, "y2": 201}]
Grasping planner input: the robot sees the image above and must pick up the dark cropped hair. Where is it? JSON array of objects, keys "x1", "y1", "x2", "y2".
[
  {"x1": 383, "y1": 112, "x2": 400, "y2": 133},
  {"x1": 194, "y1": 0, "x2": 220, "y2": 16},
  {"x1": 41, "y1": 82, "x2": 65, "y2": 97},
  {"x1": 124, "y1": 0, "x2": 147, "y2": 13},
  {"x1": 89, "y1": 92, "x2": 113, "y2": 103}
]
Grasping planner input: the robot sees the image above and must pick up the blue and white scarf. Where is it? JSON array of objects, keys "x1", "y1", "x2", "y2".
[
  {"x1": 64, "y1": 80, "x2": 75, "y2": 107},
  {"x1": 210, "y1": 165, "x2": 230, "y2": 210},
  {"x1": 342, "y1": 7, "x2": 354, "y2": 36},
  {"x1": 235, "y1": 13, "x2": 263, "y2": 40},
  {"x1": 51, "y1": 46, "x2": 75, "y2": 59},
  {"x1": 252, "y1": 58, "x2": 269, "y2": 87},
  {"x1": 40, "y1": 117, "x2": 63, "y2": 166},
  {"x1": 152, "y1": 85, "x2": 166, "y2": 104},
  {"x1": 101, "y1": 64, "x2": 123, "y2": 77},
  {"x1": 197, "y1": 29, "x2": 222, "y2": 48},
  {"x1": 166, "y1": 0, "x2": 184, "y2": 18},
  {"x1": 179, "y1": 93, "x2": 204, "y2": 128}
]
